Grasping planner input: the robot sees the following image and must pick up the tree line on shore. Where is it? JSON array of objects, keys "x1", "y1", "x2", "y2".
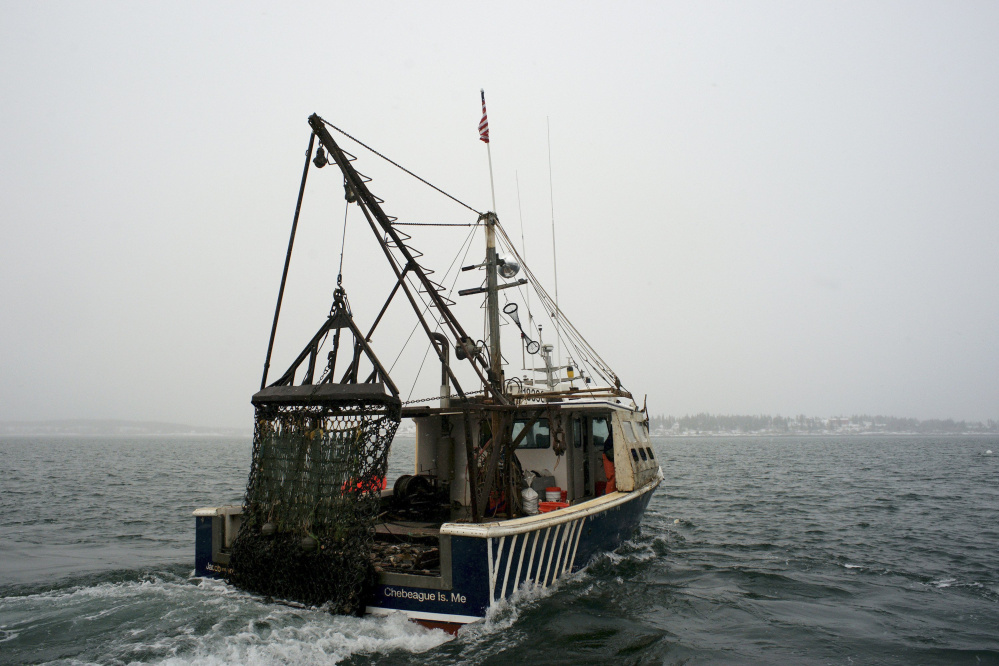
[{"x1": 648, "y1": 413, "x2": 999, "y2": 434}]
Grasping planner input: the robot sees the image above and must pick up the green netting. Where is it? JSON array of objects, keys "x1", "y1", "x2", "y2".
[{"x1": 226, "y1": 400, "x2": 400, "y2": 613}]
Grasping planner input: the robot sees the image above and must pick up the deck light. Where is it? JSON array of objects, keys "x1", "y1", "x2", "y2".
[{"x1": 498, "y1": 256, "x2": 520, "y2": 279}]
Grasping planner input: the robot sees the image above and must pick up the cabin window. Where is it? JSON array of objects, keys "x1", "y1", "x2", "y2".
[
  {"x1": 512, "y1": 418, "x2": 551, "y2": 449},
  {"x1": 592, "y1": 417, "x2": 609, "y2": 449},
  {"x1": 630, "y1": 448, "x2": 640, "y2": 462},
  {"x1": 622, "y1": 420, "x2": 637, "y2": 443},
  {"x1": 636, "y1": 422, "x2": 650, "y2": 442},
  {"x1": 572, "y1": 417, "x2": 582, "y2": 448},
  {"x1": 638, "y1": 447, "x2": 648, "y2": 461},
  {"x1": 646, "y1": 446, "x2": 656, "y2": 460}
]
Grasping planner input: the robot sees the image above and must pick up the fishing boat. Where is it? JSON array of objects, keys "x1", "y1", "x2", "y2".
[{"x1": 193, "y1": 110, "x2": 663, "y2": 633}]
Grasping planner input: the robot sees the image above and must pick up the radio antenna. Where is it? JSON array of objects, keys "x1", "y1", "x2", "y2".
[{"x1": 547, "y1": 117, "x2": 561, "y2": 368}]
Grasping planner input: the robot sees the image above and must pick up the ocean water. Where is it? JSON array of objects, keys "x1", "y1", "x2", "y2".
[{"x1": 1, "y1": 434, "x2": 997, "y2": 665}]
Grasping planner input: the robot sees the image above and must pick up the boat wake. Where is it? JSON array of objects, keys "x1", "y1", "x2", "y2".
[
  {"x1": 0, "y1": 546, "x2": 659, "y2": 666},
  {"x1": 0, "y1": 570, "x2": 452, "y2": 665}
]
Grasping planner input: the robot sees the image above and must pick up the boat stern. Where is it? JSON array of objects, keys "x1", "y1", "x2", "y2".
[{"x1": 193, "y1": 505, "x2": 241, "y2": 578}]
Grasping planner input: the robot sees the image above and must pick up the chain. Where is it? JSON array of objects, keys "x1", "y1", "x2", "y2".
[{"x1": 398, "y1": 389, "x2": 486, "y2": 407}]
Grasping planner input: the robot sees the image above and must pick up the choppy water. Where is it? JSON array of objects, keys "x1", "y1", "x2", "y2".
[{"x1": 1, "y1": 435, "x2": 997, "y2": 665}]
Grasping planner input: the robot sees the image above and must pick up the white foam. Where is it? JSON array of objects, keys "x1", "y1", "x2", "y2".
[
  {"x1": 458, "y1": 561, "x2": 589, "y2": 644},
  {"x1": 2, "y1": 574, "x2": 453, "y2": 666},
  {"x1": 157, "y1": 612, "x2": 451, "y2": 666},
  {"x1": 931, "y1": 578, "x2": 956, "y2": 588}
]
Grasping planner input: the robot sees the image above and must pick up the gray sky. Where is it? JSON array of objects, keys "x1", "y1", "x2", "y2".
[{"x1": 2, "y1": 1, "x2": 997, "y2": 427}]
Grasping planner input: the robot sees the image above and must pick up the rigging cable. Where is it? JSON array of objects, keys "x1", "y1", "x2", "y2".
[
  {"x1": 387, "y1": 222, "x2": 481, "y2": 374},
  {"x1": 337, "y1": 198, "x2": 349, "y2": 285},
  {"x1": 494, "y1": 221, "x2": 619, "y2": 388},
  {"x1": 392, "y1": 222, "x2": 477, "y2": 227},
  {"x1": 495, "y1": 229, "x2": 609, "y2": 389},
  {"x1": 497, "y1": 234, "x2": 585, "y2": 386},
  {"x1": 310, "y1": 199, "x2": 353, "y2": 383},
  {"x1": 405, "y1": 223, "x2": 482, "y2": 401},
  {"x1": 319, "y1": 117, "x2": 482, "y2": 216}
]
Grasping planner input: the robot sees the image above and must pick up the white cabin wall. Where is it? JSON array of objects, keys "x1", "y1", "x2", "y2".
[
  {"x1": 613, "y1": 413, "x2": 659, "y2": 491},
  {"x1": 414, "y1": 415, "x2": 470, "y2": 507},
  {"x1": 630, "y1": 418, "x2": 659, "y2": 487},
  {"x1": 611, "y1": 415, "x2": 637, "y2": 492},
  {"x1": 515, "y1": 448, "x2": 569, "y2": 492},
  {"x1": 414, "y1": 417, "x2": 440, "y2": 476}
]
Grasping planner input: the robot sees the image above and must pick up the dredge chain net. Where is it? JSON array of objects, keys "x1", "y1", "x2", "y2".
[{"x1": 226, "y1": 401, "x2": 400, "y2": 614}]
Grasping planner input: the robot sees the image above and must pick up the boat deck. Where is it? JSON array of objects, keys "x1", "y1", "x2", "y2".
[{"x1": 372, "y1": 520, "x2": 442, "y2": 576}]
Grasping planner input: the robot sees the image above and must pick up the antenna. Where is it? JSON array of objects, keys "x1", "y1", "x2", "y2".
[
  {"x1": 547, "y1": 117, "x2": 561, "y2": 369},
  {"x1": 515, "y1": 171, "x2": 535, "y2": 378}
]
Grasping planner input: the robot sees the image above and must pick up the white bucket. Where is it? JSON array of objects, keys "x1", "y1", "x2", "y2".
[
  {"x1": 545, "y1": 487, "x2": 561, "y2": 502},
  {"x1": 522, "y1": 487, "x2": 539, "y2": 515}
]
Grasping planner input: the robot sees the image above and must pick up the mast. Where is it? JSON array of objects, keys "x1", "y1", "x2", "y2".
[
  {"x1": 484, "y1": 212, "x2": 502, "y2": 390},
  {"x1": 479, "y1": 90, "x2": 504, "y2": 395}
]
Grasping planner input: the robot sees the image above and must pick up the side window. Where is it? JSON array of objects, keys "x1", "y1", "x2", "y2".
[
  {"x1": 622, "y1": 420, "x2": 637, "y2": 443},
  {"x1": 592, "y1": 417, "x2": 609, "y2": 449},
  {"x1": 512, "y1": 418, "x2": 551, "y2": 449},
  {"x1": 636, "y1": 422, "x2": 650, "y2": 443},
  {"x1": 573, "y1": 417, "x2": 582, "y2": 448}
]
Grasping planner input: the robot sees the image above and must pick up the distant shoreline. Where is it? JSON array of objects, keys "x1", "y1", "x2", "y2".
[
  {"x1": 651, "y1": 431, "x2": 999, "y2": 438},
  {"x1": 0, "y1": 419, "x2": 250, "y2": 437},
  {"x1": 649, "y1": 413, "x2": 998, "y2": 437}
]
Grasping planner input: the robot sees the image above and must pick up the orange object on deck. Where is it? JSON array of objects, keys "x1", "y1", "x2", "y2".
[
  {"x1": 602, "y1": 453, "x2": 616, "y2": 493},
  {"x1": 341, "y1": 476, "x2": 387, "y2": 492},
  {"x1": 538, "y1": 501, "x2": 570, "y2": 513}
]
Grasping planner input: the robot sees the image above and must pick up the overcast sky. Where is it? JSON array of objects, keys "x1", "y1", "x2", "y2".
[{"x1": 2, "y1": 1, "x2": 997, "y2": 427}]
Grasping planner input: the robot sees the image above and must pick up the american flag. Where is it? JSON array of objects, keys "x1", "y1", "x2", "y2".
[{"x1": 479, "y1": 89, "x2": 489, "y2": 143}]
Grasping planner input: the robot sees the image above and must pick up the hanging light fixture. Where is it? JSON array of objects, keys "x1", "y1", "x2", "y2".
[{"x1": 313, "y1": 145, "x2": 328, "y2": 168}]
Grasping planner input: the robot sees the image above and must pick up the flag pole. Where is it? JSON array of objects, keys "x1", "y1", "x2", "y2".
[
  {"x1": 487, "y1": 142, "x2": 497, "y2": 214},
  {"x1": 480, "y1": 89, "x2": 497, "y2": 213},
  {"x1": 479, "y1": 89, "x2": 503, "y2": 391}
]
